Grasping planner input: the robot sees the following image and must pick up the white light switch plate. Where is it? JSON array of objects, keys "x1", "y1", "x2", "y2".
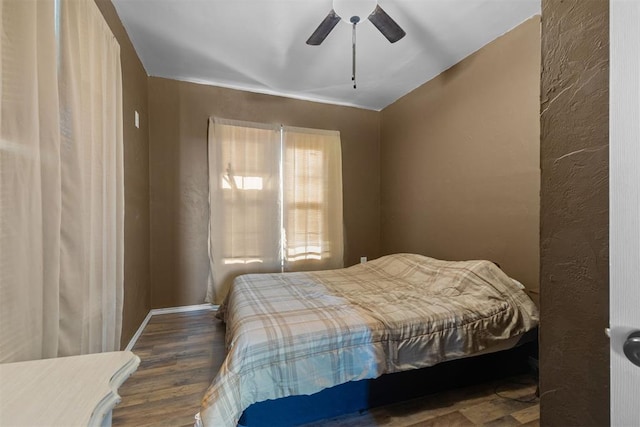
[{"x1": 134, "y1": 111, "x2": 139, "y2": 128}]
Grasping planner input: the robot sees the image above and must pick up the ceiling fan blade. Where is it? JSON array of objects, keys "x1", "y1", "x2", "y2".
[
  {"x1": 367, "y1": 5, "x2": 406, "y2": 43},
  {"x1": 306, "y1": 10, "x2": 342, "y2": 45}
]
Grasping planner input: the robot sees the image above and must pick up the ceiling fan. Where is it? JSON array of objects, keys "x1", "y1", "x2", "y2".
[{"x1": 306, "y1": 0, "x2": 406, "y2": 89}]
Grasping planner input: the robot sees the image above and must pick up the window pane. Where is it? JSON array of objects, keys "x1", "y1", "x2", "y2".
[{"x1": 283, "y1": 127, "x2": 343, "y2": 270}]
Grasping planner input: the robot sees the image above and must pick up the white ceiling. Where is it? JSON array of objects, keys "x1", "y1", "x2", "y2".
[{"x1": 112, "y1": 0, "x2": 540, "y2": 111}]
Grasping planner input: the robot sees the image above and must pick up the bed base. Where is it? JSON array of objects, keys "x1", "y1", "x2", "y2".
[{"x1": 239, "y1": 337, "x2": 537, "y2": 427}]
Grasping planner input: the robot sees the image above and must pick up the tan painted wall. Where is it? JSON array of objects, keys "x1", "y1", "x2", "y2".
[
  {"x1": 75, "y1": 5, "x2": 611, "y2": 422},
  {"x1": 539, "y1": 1, "x2": 609, "y2": 425},
  {"x1": 380, "y1": 17, "x2": 541, "y2": 296},
  {"x1": 94, "y1": 0, "x2": 151, "y2": 348},
  {"x1": 148, "y1": 78, "x2": 380, "y2": 307}
]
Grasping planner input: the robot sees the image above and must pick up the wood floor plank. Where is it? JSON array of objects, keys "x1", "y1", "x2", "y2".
[
  {"x1": 481, "y1": 415, "x2": 522, "y2": 427},
  {"x1": 510, "y1": 404, "x2": 540, "y2": 424},
  {"x1": 367, "y1": 392, "x2": 462, "y2": 425},
  {"x1": 405, "y1": 411, "x2": 475, "y2": 427},
  {"x1": 304, "y1": 413, "x2": 390, "y2": 427},
  {"x1": 459, "y1": 397, "x2": 533, "y2": 425},
  {"x1": 116, "y1": 387, "x2": 207, "y2": 410},
  {"x1": 113, "y1": 309, "x2": 539, "y2": 427}
]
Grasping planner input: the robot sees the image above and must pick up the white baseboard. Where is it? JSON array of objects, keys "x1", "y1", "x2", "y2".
[
  {"x1": 124, "y1": 311, "x2": 153, "y2": 351},
  {"x1": 125, "y1": 303, "x2": 219, "y2": 351},
  {"x1": 150, "y1": 303, "x2": 219, "y2": 316}
]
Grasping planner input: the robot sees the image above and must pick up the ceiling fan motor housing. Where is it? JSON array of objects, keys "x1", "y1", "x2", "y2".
[{"x1": 333, "y1": 0, "x2": 377, "y2": 22}]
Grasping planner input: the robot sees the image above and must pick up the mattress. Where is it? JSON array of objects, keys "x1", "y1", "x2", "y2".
[{"x1": 196, "y1": 253, "x2": 539, "y2": 427}]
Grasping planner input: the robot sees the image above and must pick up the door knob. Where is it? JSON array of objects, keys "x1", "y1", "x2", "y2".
[{"x1": 624, "y1": 331, "x2": 640, "y2": 367}]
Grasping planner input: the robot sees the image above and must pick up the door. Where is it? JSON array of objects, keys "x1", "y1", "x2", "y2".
[{"x1": 610, "y1": 1, "x2": 640, "y2": 425}]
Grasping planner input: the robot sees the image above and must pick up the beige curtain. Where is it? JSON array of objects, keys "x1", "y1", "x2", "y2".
[
  {"x1": 283, "y1": 126, "x2": 343, "y2": 272},
  {"x1": 57, "y1": 0, "x2": 123, "y2": 356},
  {"x1": 0, "y1": 0, "x2": 123, "y2": 362},
  {"x1": 206, "y1": 119, "x2": 344, "y2": 303},
  {"x1": 0, "y1": 0, "x2": 62, "y2": 362},
  {"x1": 207, "y1": 118, "x2": 282, "y2": 303}
]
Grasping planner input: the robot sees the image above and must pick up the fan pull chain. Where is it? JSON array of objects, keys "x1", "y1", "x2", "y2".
[{"x1": 350, "y1": 16, "x2": 359, "y2": 89}]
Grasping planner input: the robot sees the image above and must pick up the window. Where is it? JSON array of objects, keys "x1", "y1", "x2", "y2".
[
  {"x1": 206, "y1": 119, "x2": 343, "y2": 303},
  {"x1": 285, "y1": 146, "x2": 325, "y2": 262}
]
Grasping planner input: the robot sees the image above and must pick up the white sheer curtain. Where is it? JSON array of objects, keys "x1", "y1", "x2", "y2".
[
  {"x1": 206, "y1": 119, "x2": 343, "y2": 304},
  {"x1": 0, "y1": 0, "x2": 62, "y2": 363},
  {"x1": 283, "y1": 126, "x2": 343, "y2": 272},
  {"x1": 0, "y1": 0, "x2": 123, "y2": 362},
  {"x1": 57, "y1": 0, "x2": 123, "y2": 356},
  {"x1": 207, "y1": 118, "x2": 282, "y2": 303}
]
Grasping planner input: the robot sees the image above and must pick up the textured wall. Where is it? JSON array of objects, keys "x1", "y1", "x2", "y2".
[
  {"x1": 539, "y1": 1, "x2": 610, "y2": 425},
  {"x1": 95, "y1": 0, "x2": 151, "y2": 348},
  {"x1": 148, "y1": 77, "x2": 380, "y2": 307},
  {"x1": 380, "y1": 17, "x2": 541, "y2": 297}
]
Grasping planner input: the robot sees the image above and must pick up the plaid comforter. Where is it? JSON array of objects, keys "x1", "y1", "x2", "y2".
[{"x1": 196, "y1": 253, "x2": 539, "y2": 427}]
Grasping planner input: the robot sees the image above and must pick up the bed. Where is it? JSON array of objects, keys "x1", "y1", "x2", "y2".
[{"x1": 195, "y1": 253, "x2": 539, "y2": 427}]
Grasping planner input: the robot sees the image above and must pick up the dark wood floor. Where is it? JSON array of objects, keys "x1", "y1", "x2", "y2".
[
  {"x1": 113, "y1": 310, "x2": 539, "y2": 427},
  {"x1": 113, "y1": 309, "x2": 225, "y2": 427}
]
